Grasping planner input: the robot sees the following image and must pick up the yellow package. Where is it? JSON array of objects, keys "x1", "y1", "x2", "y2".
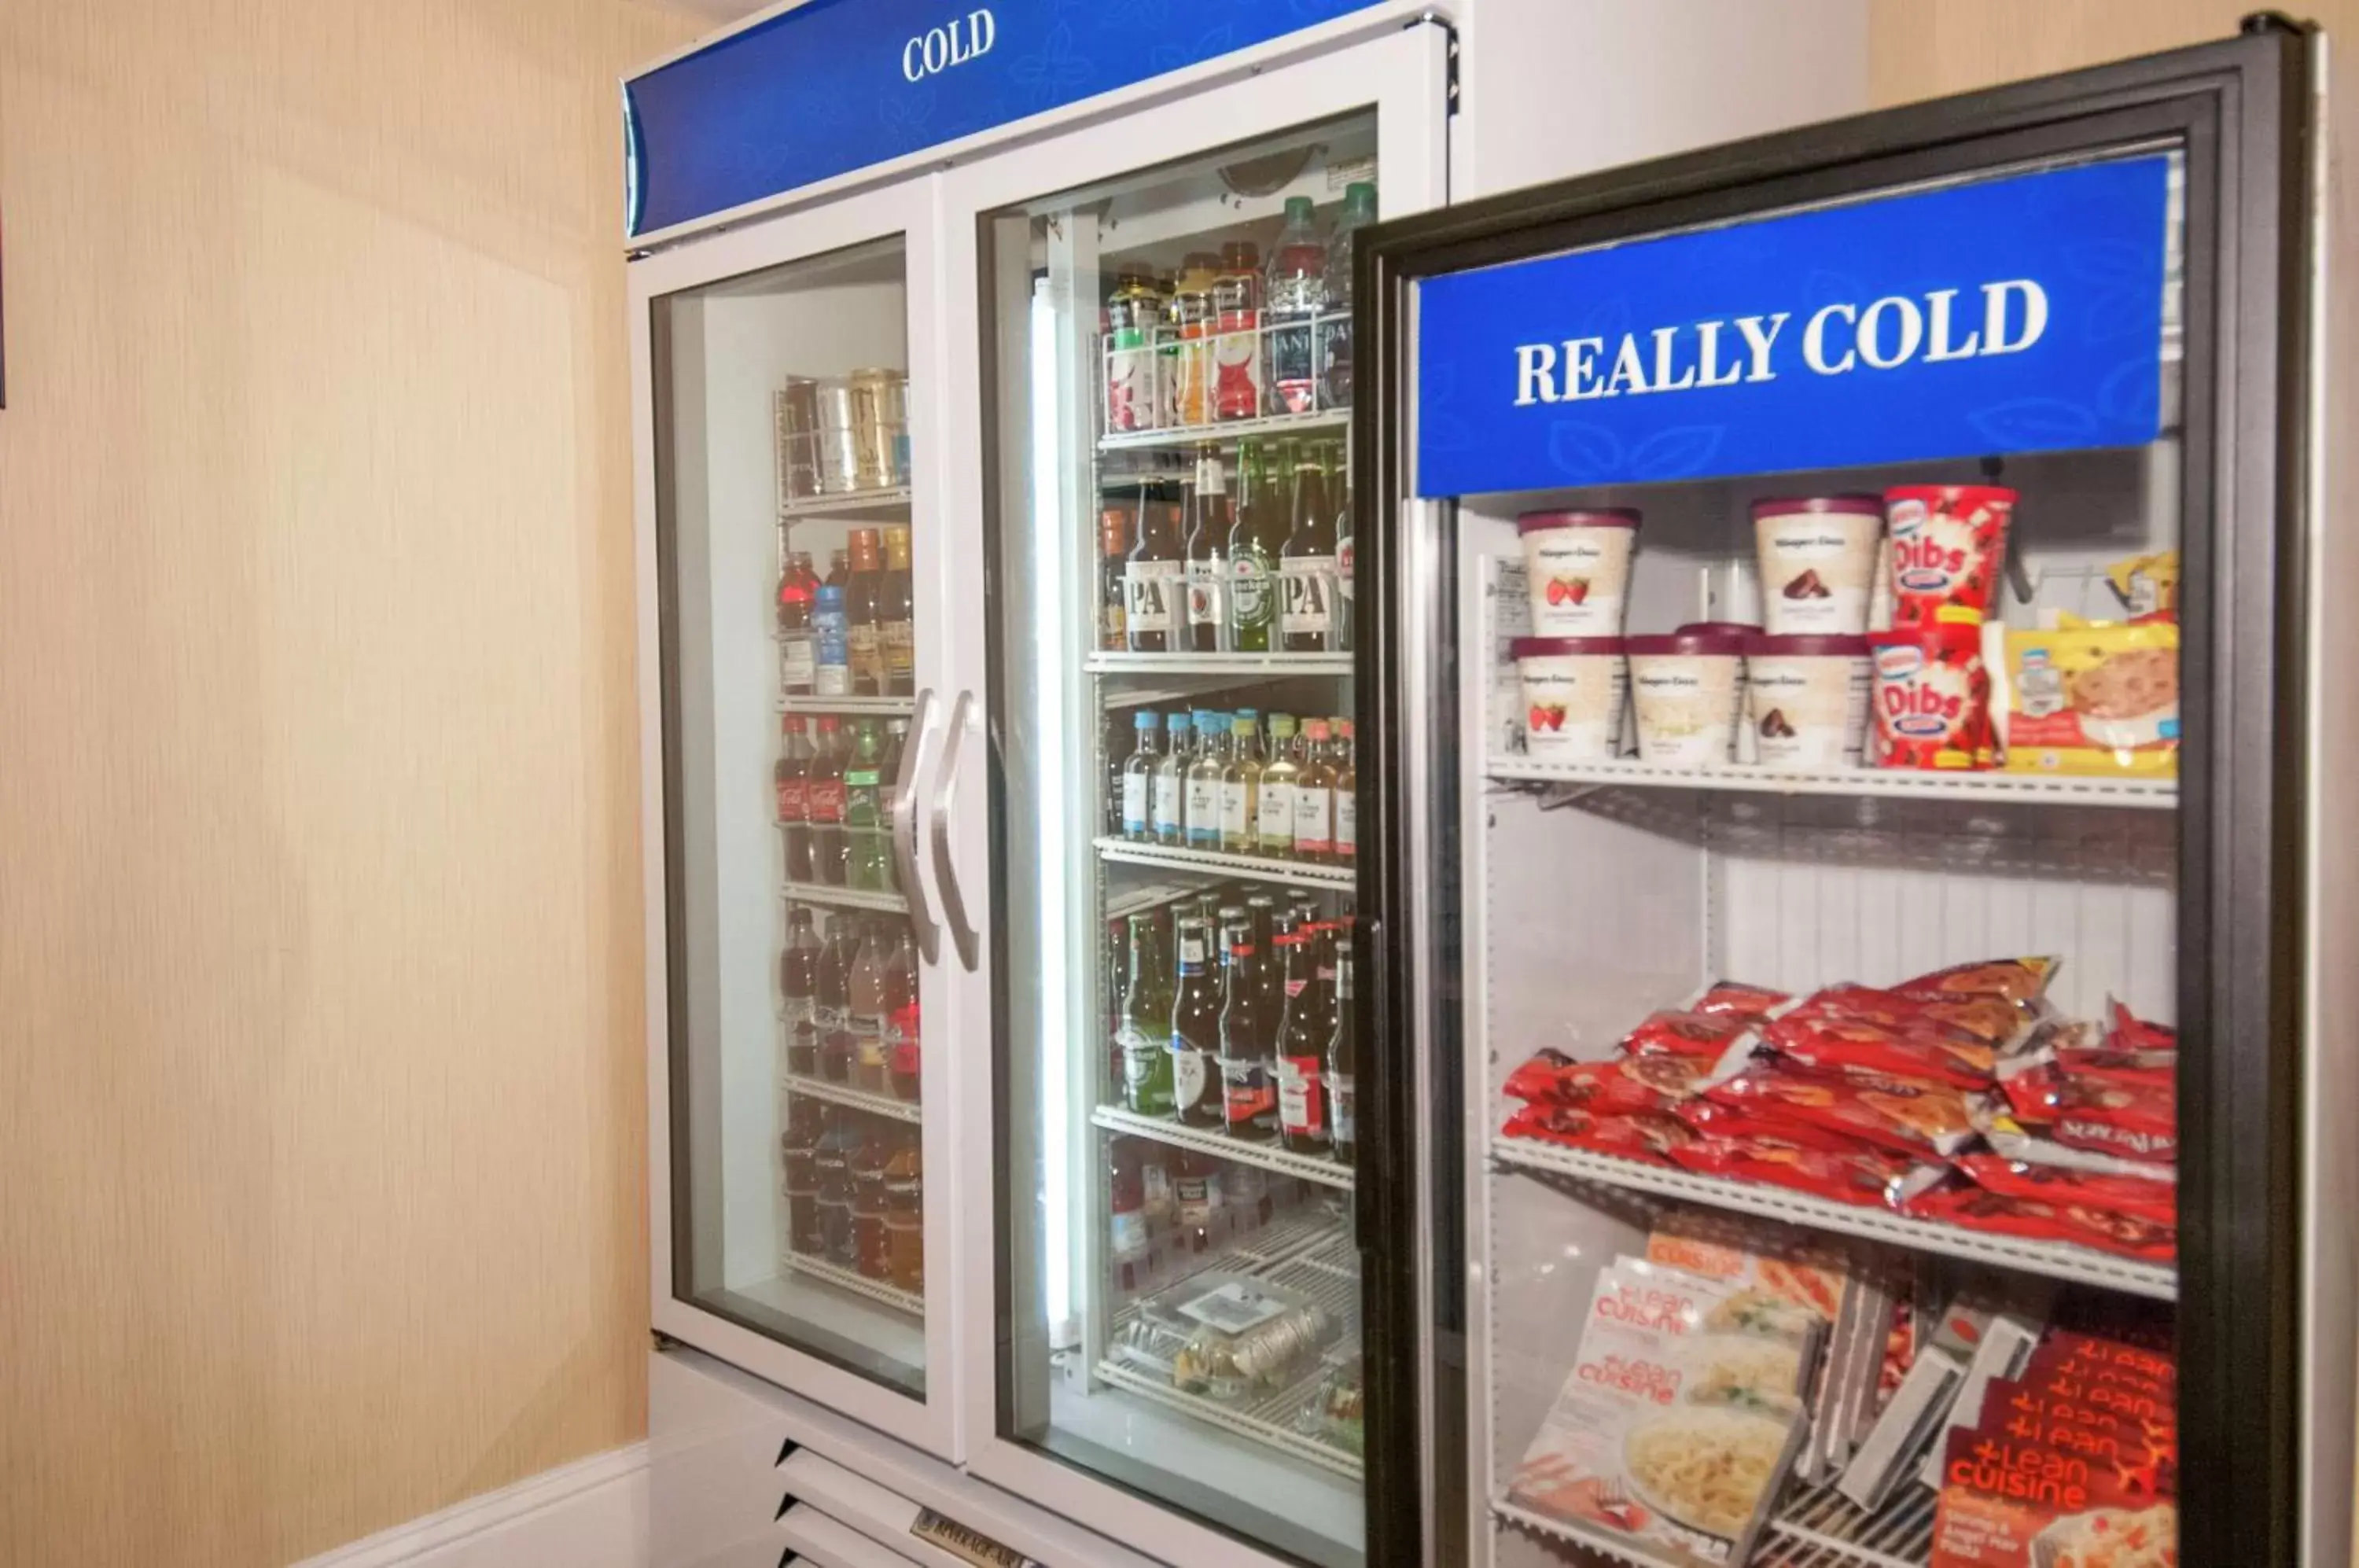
[
  {"x1": 2106, "y1": 550, "x2": 2180, "y2": 619},
  {"x1": 1992, "y1": 620, "x2": 2179, "y2": 778}
]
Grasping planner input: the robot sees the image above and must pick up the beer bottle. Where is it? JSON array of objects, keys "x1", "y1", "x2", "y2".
[
  {"x1": 1274, "y1": 921, "x2": 1329, "y2": 1154},
  {"x1": 1183, "y1": 449, "x2": 1230, "y2": 652},
  {"x1": 1168, "y1": 915, "x2": 1224, "y2": 1128},
  {"x1": 1260, "y1": 905, "x2": 1296, "y2": 1022},
  {"x1": 1175, "y1": 1147, "x2": 1223, "y2": 1255},
  {"x1": 1099, "y1": 506, "x2": 1132, "y2": 652},
  {"x1": 1257, "y1": 714, "x2": 1298, "y2": 859},
  {"x1": 1227, "y1": 442, "x2": 1285, "y2": 651},
  {"x1": 1327, "y1": 933, "x2": 1357, "y2": 1165},
  {"x1": 1120, "y1": 914, "x2": 1176, "y2": 1115},
  {"x1": 846, "y1": 528, "x2": 887, "y2": 696},
  {"x1": 1280, "y1": 446, "x2": 1336, "y2": 652},
  {"x1": 1151, "y1": 712, "x2": 1191, "y2": 846},
  {"x1": 881, "y1": 524, "x2": 916, "y2": 696},
  {"x1": 1329, "y1": 444, "x2": 1355, "y2": 653},
  {"x1": 1294, "y1": 719, "x2": 1336, "y2": 862},
  {"x1": 1219, "y1": 911, "x2": 1275, "y2": 1140},
  {"x1": 1124, "y1": 484, "x2": 1183, "y2": 653},
  {"x1": 1184, "y1": 711, "x2": 1227, "y2": 851},
  {"x1": 1333, "y1": 717, "x2": 1358, "y2": 866},
  {"x1": 806, "y1": 716, "x2": 848, "y2": 885},
  {"x1": 1220, "y1": 711, "x2": 1264, "y2": 856}
]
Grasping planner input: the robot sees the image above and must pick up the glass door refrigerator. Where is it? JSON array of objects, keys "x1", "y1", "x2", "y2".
[
  {"x1": 936, "y1": 21, "x2": 1448, "y2": 1568},
  {"x1": 1358, "y1": 23, "x2": 2346, "y2": 1568}
]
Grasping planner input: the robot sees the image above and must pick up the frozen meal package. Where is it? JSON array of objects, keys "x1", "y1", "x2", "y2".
[
  {"x1": 1916, "y1": 1310, "x2": 2048, "y2": 1490},
  {"x1": 1929, "y1": 1426, "x2": 2177, "y2": 1568},
  {"x1": 1988, "y1": 618, "x2": 2179, "y2": 778},
  {"x1": 1839, "y1": 1344, "x2": 1965, "y2": 1512},
  {"x1": 1507, "y1": 1259, "x2": 1805, "y2": 1566}
]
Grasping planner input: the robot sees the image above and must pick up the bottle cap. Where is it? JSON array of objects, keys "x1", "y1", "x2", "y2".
[
  {"x1": 1135, "y1": 710, "x2": 1157, "y2": 729},
  {"x1": 1168, "y1": 712, "x2": 1191, "y2": 732},
  {"x1": 1285, "y1": 196, "x2": 1315, "y2": 222}
]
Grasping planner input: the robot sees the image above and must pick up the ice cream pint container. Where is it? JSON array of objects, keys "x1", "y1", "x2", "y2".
[
  {"x1": 1754, "y1": 495, "x2": 1884, "y2": 636},
  {"x1": 1626, "y1": 628, "x2": 1746, "y2": 766},
  {"x1": 1745, "y1": 634, "x2": 1872, "y2": 770},
  {"x1": 1520, "y1": 510, "x2": 1641, "y2": 635},
  {"x1": 1512, "y1": 637, "x2": 1628, "y2": 761}
]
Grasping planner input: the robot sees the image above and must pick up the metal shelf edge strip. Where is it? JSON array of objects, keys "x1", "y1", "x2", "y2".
[
  {"x1": 1091, "y1": 1105, "x2": 1356, "y2": 1191},
  {"x1": 1486, "y1": 754, "x2": 2178, "y2": 808},
  {"x1": 1093, "y1": 837, "x2": 1358, "y2": 889}
]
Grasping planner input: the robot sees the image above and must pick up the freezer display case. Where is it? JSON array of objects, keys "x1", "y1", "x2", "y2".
[{"x1": 1356, "y1": 24, "x2": 2341, "y2": 1568}]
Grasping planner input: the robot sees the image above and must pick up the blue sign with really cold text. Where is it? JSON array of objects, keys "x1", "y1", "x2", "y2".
[
  {"x1": 1414, "y1": 156, "x2": 2173, "y2": 497},
  {"x1": 626, "y1": 0, "x2": 1387, "y2": 237}
]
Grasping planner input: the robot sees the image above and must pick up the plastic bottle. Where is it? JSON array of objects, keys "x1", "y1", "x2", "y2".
[
  {"x1": 884, "y1": 1128, "x2": 924, "y2": 1292},
  {"x1": 804, "y1": 716, "x2": 847, "y2": 885},
  {"x1": 849, "y1": 917, "x2": 889, "y2": 1095},
  {"x1": 814, "y1": 1107, "x2": 854, "y2": 1264},
  {"x1": 1121, "y1": 711, "x2": 1161, "y2": 842},
  {"x1": 851, "y1": 1127, "x2": 889, "y2": 1279},
  {"x1": 816, "y1": 918, "x2": 856, "y2": 1083},
  {"x1": 843, "y1": 720, "x2": 891, "y2": 890},
  {"x1": 1321, "y1": 182, "x2": 1376, "y2": 411},
  {"x1": 813, "y1": 583, "x2": 851, "y2": 697},
  {"x1": 1151, "y1": 712, "x2": 1192, "y2": 846},
  {"x1": 778, "y1": 551, "x2": 819, "y2": 695},
  {"x1": 780, "y1": 905, "x2": 823, "y2": 1077},
  {"x1": 884, "y1": 922, "x2": 920, "y2": 1103},
  {"x1": 1185, "y1": 711, "x2": 1228, "y2": 850},
  {"x1": 1264, "y1": 197, "x2": 1329, "y2": 415},
  {"x1": 781, "y1": 1096, "x2": 824, "y2": 1257}
]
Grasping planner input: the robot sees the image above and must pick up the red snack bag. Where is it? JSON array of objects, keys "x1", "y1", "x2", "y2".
[
  {"x1": 1503, "y1": 1048, "x2": 1577, "y2": 1105},
  {"x1": 1952, "y1": 1154, "x2": 2177, "y2": 1230},
  {"x1": 1704, "y1": 1066, "x2": 1985, "y2": 1157},
  {"x1": 1766, "y1": 1010, "x2": 1997, "y2": 1091},
  {"x1": 1870, "y1": 624, "x2": 1991, "y2": 771},
  {"x1": 1797, "y1": 982, "x2": 2030, "y2": 1049},
  {"x1": 1894, "y1": 955, "x2": 2061, "y2": 1013},
  {"x1": 1903, "y1": 1177, "x2": 2177, "y2": 1263},
  {"x1": 1501, "y1": 1103, "x2": 1692, "y2": 1165},
  {"x1": 1674, "y1": 1096, "x2": 1880, "y2": 1156},
  {"x1": 1621, "y1": 1008, "x2": 1754, "y2": 1062},
  {"x1": 1883, "y1": 483, "x2": 2015, "y2": 628},
  {"x1": 1686, "y1": 978, "x2": 1790, "y2": 1021},
  {"x1": 1996, "y1": 1060, "x2": 2177, "y2": 1166},
  {"x1": 1669, "y1": 1136, "x2": 1913, "y2": 1209},
  {"x1": 2107, "y1": 997, "x2": 2177, "y2": 1054}
]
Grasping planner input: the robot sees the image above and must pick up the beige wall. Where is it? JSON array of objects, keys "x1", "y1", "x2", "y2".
[
  {"x1": 0, "y1": 1, "x2": 695, "y2": 1563},
  {"x1": 1868, "y1": 0, "x2": 2354, "y2": 103}
]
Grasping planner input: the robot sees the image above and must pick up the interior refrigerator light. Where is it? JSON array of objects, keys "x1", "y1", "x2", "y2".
[{"x1": 1031, "y1": 279, "x2": 1073, "y2": 1339}]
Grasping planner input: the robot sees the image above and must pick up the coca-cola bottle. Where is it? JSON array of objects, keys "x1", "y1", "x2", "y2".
[
  {"x1": 816, "y1": 917, "x2": 856, "y2": 1083},
  {"x1": 776, "y1": 715, "x2": 814, "y2": 867},
  {"x1": 804, "y1": 716, "x2": 847, "y2": 885},
  {"x1": 780, "y1": 905, "x2": 823, "y2": 1077}
]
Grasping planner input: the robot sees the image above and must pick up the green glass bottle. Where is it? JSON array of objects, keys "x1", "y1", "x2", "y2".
[
  {"x1": 1226, "y1": 441, "x2": 1285, "y2": 652},
  {"x1": 1120, "y1": 914, "x2": 1177, "y2": 1115},
  {"x1": 843, "y1": 720, "x2": 891, "y2": 890}
]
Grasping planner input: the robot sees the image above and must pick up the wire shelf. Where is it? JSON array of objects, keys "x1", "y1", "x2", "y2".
[
  {"x1": 778, "y1": 694, "x2": 917, "y2": 716},
  {"x1": 779, "y1": 1069, "x2": 921, "y2": 1124},
  {"x1": 778, "y1": 880, "x2": 908, "y2": 915},
  {"x1": 1757, "y1": 1482, "x2": 1939, "y2": 1568},
  {"x1": 777, "y1": 486, "x2": 913, "y2": 521},
  {"x1": 1087, "y1": 652, "x2": 1356, "y2": 677},
  {"x1": 1491, "y1": 1136, "x2": 2177, "y2": 1301},
  {"x1": 780, "y1": 1252, "x2": 925, "y2": 1319},
  {"x1": 1091, "y1": 1104, "x2": 1356, "y2": 1191},
  {"x1": 1489, "y1": 753, "x2": 2177, "y2": 810},
  {"x1": 1095, "y1": 837, "x2": 1357, "y2": 890}
]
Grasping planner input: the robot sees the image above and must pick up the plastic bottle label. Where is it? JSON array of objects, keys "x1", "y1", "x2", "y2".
[
  {"x1": 1110, "y1": 1209, "x2": 1149, "y2": 1258},
  {"x1": 1336, "y1": 790, "x2": 1356, "y2": 857},
  {"x1": 776, "y1": 776, "x2": 806, "y2": 823},
  {"x1": 1153, "y1": 775, "x2": 1183, "y2": 834},
  {"x1": 848, "y1": 624, "x2": 882, "y2": 684},
  {"x1": 1218, "y1": 782, "x2": 1252, "y2": 841},
  {"x1": 1257, "y1": 783, "x2": 1295, "y2": 849},
  {"x1": 1121, "y1": 775, "x2": 1148, "y2": 835},
  {"x1": 1281, "y1": 556, "x2": 1335, "y2": 637},
  {"x1": 781, "y1": 636, "x2": 817, "y2": 687},
  {"x1": 807, "y1": 780, "x2": 845, "y2": 826},
  {"x1": 1294, "y1": 787, "x2": 1332, "y2": 855},
  {"x1": 1185, "y1": 778, "x2": 1220, "y2": 845},
  {"x1": 854, "y1": 1015, "x2": 888, "y2": 1070},
  {"x1": 884, "y1": 623, "x2": 915, "y2": 684},
  {"x1": 1277, "y1": 1056, "x2": 1324, "y2": 1135}
]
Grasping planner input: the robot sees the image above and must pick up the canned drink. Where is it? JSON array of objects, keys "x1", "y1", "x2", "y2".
[
  {"x1": 775, "y1": 379, "x2": 823, "y2": 502},
  {"x1": 849, "y1": 368, "x2": 903, "y2": 492},
  {"x1": 813, "y1": 378, "x2": 865, "y2": 495}
]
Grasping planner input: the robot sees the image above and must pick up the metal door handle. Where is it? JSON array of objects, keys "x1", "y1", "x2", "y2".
[
  {"x1": 892, "y1": 687, "x2": 941, "y2": 965},
  {"x1": 929, "y1": 690, "x2": 981, "y2": 973}
]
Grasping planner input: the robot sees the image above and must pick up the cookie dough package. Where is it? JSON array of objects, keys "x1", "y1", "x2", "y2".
[
  {"x1": 1986, "y1": 620, "x2": 2179, "y2": 778},
  {"x1": 1507, "y1": 1259, "x2": 1805, "y2": 1566}
]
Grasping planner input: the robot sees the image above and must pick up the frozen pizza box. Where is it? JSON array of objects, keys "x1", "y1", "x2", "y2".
[{"x1": 1507, "y1": 1258, "x2": 1808, "y2": 1567}]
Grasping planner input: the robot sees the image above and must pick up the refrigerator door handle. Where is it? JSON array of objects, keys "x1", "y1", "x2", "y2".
[
  {"x1": 930, "y1": 688, "x2": 982, "y2": 972},
  {"x1": 894, "y1": 686, "x2": 943, "y2": 966}
]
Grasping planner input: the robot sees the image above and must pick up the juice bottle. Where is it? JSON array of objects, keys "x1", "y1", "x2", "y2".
[
  {"x1": 1212, "y1": 241, "x2": 1263, "y2": 421},
  {"x1": 777, "y1": 551, "x2": 819, "y2": 694},
  {"x1": 884, "y1": 1129, "x2": 924, "y2": 1292},
  {"x1": 850, "y1": 918, "x2": 889, "y2": 1095},
  {"x1": 1264, "y1": 197, "x2": 1329, "y2": 415},
  {"x1": 851, "y1": 1126, "x2": 889, "y2": 1279},
  {"x1": 1104, "y1": 262, "x2": 1165, "y2": 432},
  {"x1": 884, "y1": 922, "x2": 921, "y2": 1102},
  {"x1": 1168, "y1": 251, "x2": 1221, "y2": 426}
]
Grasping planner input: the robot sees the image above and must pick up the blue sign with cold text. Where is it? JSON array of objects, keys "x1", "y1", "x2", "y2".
[
  {"x1": 1414, "y1": 156, "x2": 2173, "y2": 497},
  {"x1": 626, "y1": 0, "x2": 1388, "y2": 236}
]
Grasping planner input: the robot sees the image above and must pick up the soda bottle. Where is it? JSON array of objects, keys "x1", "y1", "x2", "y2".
[
  {"x1": 884, "y1": 1128, "x2": 924, "y2": 1291},
  {"x1": 1175, "y1": 1147, "x2": 1224, "y2": 1255},
  {"x1": 1275, "y1": 922, "x2": 1330, "y2": 1154},
  {"x1": 778, "y1": 551, "x2": 819, "y2": 695},
  {"x1": 1108, "y1": 1137, "x2": 1155, "y2": 1294},
  {"x1": 1220, "y1": 712, "x2": 1264, "y2": 856},
  {"x1": 1099, "y1": 505, "x2": 1132, "y2": 652},
  {"x1": 1168, "y1": 252, "x2": 1221, "y2": 427},
  {"x1": 1258, "y1": 715, "x2": 1299, "y2": 859},
  {"x1": 881, "y1": 525, "x2": 916, "y2": 697},
  {"x1": 781, "y1": 1097, "x2": 825, "y2": 1257},
  {"x1": 1105, "y1": 261, "x2": 1165, "y2": 433},
  {"x1": 1219, "y1": 911, "x2": 1275, "y2": 1140},
  {"x1": 1328, "y1": 933, "x2": 1358, "y2": 1165},
  {"x1": 813, "y1": 583, "x2": 851, "y2": 697},
  {"x1": 1183, "y1": 450, "x2": 1230, "y2": 652},
  {"x1": 775, "y1": 714, "x2": 812, "y2": 852},
  {"x1": 850, "y1": 917, "x2": 889, "y2": 1095},
  {"x1": 816, "y1": 917, "x2": 856, "y2": 1083},
  {"x1": 846, "y1": 528, "x2": 887, "y2": 697},
  {"x1": 1151, "y1": 712, "x2": 1192, "y2": 845},
  {"x1": 1184, "y1": 711, "x2": 1228, "y2": 851},
  {"x1": 1168, "y1": 915, "x2": 1224, "y2": 1128},
  {"x1": 1264, "y1": 197, "x2": 1329, "y2": 415},
  {"x1": 1121, "y1": 711, "x2": 1161, "y2": 842},
  {"x1": 843, "y1": 720, "x2": 891, "y2": 890},
  {"x1": 814, "y1": 1108, "x2": 854, "y2": 1264},
  {"x1": 780, "y1": 904, "x2": 823, "y2": 1077},
  {"x1": 1281, "y1": 448, "x2": 1337, "y2": 652},
  {"x1": 805, "y1": 716, "x2": 847, "y2": 885},
  {"x1": 1294, "y1": 719, "x2": 1336, "y2": 862},
  {"x1": 1124, "y1": 484, "x2": 1184, "y2": 653},
  {"x1": 1322, "y1": 182, "x2": 1376, "y2": 411},
  {"x1": 1227, "y1": 443, "x2": 1286, "y2": 651},
  {"x1": 1213, "y1": 241, "x2": 1264, "y2": 421},
  {"x1": 851, "y1": 1126, "x2": 889, "y2": 1279},
  {"x1": 885, "y1": 922, "x2": 921, "y2": 1102},
  {"x1": 1333, "y1": 718, "x2": 1358, "y2": 866},
  {"x1": 1120, "y1": 914, "x2": 1176, "y2": 1115}
]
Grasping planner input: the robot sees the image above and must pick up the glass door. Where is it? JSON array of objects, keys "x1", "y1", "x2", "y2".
[
  {"x1": 637, "y1": 178, "x2": 959, "y2": 1451},
  {"x1": 944, "y1": 25, "x2": 1448, "y2": 1568}
]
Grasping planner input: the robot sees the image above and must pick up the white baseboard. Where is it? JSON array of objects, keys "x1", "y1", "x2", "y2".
[{"x1": 289, "y1": 1444, "x2": 651, "y2": 1568}]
